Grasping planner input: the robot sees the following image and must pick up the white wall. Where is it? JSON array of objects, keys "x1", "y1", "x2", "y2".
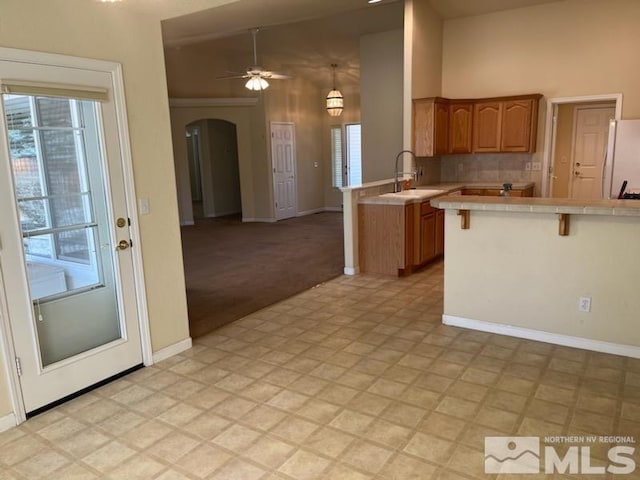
[
  {"x1": 410, "y1": 0, "x2": 443, "y2": 99},
  {"x1": 444, "y1": 210, "x2": 640, "y2": 349},
  {"x1": 0, "y1": 0, "x2": 192, "y2": 420},
  {"x1": 360, "y1": 29, "x2": 405, "y2": 183}
]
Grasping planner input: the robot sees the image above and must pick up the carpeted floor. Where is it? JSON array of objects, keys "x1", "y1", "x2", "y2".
[{"x1": 181, "y1": 212, "x2": 344, "y2": 338}]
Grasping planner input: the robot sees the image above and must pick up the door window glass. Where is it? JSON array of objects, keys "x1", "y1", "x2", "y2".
[{"x1": 5, "y1": 94, "x2": 102, "y2": 300}]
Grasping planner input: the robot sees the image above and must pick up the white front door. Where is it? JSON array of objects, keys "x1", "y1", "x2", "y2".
[
  {"x1": 271, "y1": 122, "x2": 297, "y2": 220},
  {"x1": 0, "y1": 55, "x2": 144, "y2": 414},
  {"x1": 570, "y1": 107, "x2": 615, "y2": 200}
]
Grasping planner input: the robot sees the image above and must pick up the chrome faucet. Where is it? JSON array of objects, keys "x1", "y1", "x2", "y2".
[{"x1": 394, "y1": 150, "x2": 418, "y2": 192}]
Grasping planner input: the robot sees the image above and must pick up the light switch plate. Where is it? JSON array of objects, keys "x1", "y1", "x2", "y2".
[{"x1": 139, "y1": 198, "x2": 150, "y2": 215}]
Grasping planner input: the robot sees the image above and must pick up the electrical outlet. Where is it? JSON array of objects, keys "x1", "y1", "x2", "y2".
[
  {"x1": 525, "y1": 162, "x2": 532, "y2": 171},
  {"x1": 531, "y1": 162, "x2": 542, "y2": 171},
  {"x1": 579, "y1": 296, "x2": 591, "y2": 312}
]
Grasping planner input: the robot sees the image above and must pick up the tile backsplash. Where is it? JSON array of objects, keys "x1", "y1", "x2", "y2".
[{"x1": 440, "y1": 153, "x2": 534, "y2": 183}]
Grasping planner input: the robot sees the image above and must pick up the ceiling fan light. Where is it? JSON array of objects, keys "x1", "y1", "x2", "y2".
[
  {"x1": 245, "y1": 76, "x2": 269, "y2": 91},
  {"x1": 326, "y1": 89, "x2": 344, "y2": 117}
]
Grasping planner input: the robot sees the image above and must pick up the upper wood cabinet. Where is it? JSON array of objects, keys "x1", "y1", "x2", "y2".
[
  {"x1": 412, "y1": 94, "x2": 541, "y2": 156},
  {"x1": 472, "y1": 102, "x2": 502, "y2": 153},
  {"x1": 501, "y1": 98, "x2": 538, "y2": 152},
  {"x1": 448, "y1": 102, "x2": 473, "y2": 154},
  {"x1": 412, "y1": 98, "x2": 449, "y2": 157}
]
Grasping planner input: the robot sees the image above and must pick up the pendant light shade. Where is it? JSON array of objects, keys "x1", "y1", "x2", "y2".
[
  {"x1": 326, "y1": 64, "x2": 343, "y2": 117},
  {"x1": 245, "y1": 76, "x2": 269, "y2": 91}
]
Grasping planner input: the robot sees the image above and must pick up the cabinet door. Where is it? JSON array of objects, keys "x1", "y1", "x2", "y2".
[
  {"x1": 435, "y1": 209, "x2": 445, "y2": 256},
  {"x1": 449, "y1": 103, "x2": 473, "y2": 154},
  {"x1": 521, "y1": 186, "x2": 534, "y2": 197},
  {"x1": 412, "y1": 98, "x2": 433, "y2": 157},
  {"x1": 434, "y1": 101, "x2": 449, "y2": 156},
  {"x1": 412, "y1": 98, "x2": 449, "y2": 157},
  {"x1": 461, "y1": 188, "x2": 485, "y2": 196},
  {"x1": 473, "y1": 102, "x2": 502, "y2": 152},
  {"x1": 420, "y1": 213, "x2": 436, "y2": 263},
  {"x1": 501, "y1": 99, "x2": 534, "y2": 152}
]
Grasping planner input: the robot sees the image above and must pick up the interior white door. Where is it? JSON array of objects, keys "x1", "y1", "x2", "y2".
[
  {"x1": 570, "y1": 107, "x2": 615, "y2": 200},
  {"x1": 271, "y1": 122, "x2": 297, "y2": 220},
  {"x1": 0, "y1": 57, "x2": 143, "y2": 414}
]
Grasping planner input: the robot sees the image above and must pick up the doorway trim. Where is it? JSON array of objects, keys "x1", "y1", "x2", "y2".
[
  {"x1": 0, "y1": 47, "x2": 152, "y2": 427},
  {"x1": 541, "y1": 93, "x2": 622, "y2": 197}
]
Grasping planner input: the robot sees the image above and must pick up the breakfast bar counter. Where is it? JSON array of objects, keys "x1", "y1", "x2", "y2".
[
  {"x1": 431, "y1": 195, "x2": 640, "y2": 358},
  {"x1": 431, "y1": 195, "x2": 640, "y2": 217}
]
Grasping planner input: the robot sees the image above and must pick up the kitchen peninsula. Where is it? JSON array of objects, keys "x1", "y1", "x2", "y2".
[
  {"x1": 357, "y1": 183, "x2": 533, "y2": 276},
  {"x1": 431, "y1": 195, "x2": 640, "y2": 357}
]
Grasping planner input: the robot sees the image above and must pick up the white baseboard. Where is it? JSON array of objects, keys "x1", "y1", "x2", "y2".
[
  {"x1": 205, "y1": 210, "x2": 241, "y2": 218},
  {"x1": 297, "y1": 208, "x2": 325, "y2": 217},
  {"x1": 298, "y1": 207, "x2": 343, "y2": 216},
  {"x1": 0, "y1": 413, "x2": 16, "y2": 433},
  {"x1": 242, "y1": 217, "x2": 276, "y2": 223},
  {"x1": 152, "y1": 337, "x2": 193, "y2": 364},
  {"x1": 344, "y1": 266, "x2": 359, "y2": 276},
  {"x1": 443, "y1": 314, "x2": 640, "y2": 359},
  {"x1": 180, "y1": 221, "x2": 195, "y2": 226}
]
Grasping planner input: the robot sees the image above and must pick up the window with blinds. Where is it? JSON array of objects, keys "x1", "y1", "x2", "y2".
[
  {"x1": 331, "y1": 126, "x2": 343, "y2": 188},
  {"x1": 330, "y1": 124, "x2": 362, "y2": 188},
  {"x1": 345, "y1": 124, "x2": 362, "y2": 186},
  {"x1": 5, "y1": 94, "x2": 98, "y2": 266}
]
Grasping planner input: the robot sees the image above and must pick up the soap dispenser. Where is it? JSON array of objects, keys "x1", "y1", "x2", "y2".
[{"x1": 500, "y1": 183, "x2": 513, "y2": 197}]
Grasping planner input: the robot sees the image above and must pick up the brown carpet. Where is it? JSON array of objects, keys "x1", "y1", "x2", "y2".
[{"x1": 181, "y1": 212, "x2": 344, "y2": 338}]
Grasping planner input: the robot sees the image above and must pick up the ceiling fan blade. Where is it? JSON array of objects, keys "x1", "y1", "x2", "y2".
[
  {"x1": 216, "y1": 74, "x2": 250, "y2": 80},
  {"x1": 262, "y1": 72, "x2": 292, "y2": 80},
  {"x1": 215, "y1": 29, "x2": 293, "y2": 84}
]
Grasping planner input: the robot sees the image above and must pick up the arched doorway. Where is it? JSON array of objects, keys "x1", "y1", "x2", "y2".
[{"x1": 186, "y1": 118, "x2": 241, "y2": 221}]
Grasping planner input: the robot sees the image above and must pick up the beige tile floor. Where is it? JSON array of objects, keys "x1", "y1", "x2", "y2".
[{"x1": 1, "y1": 261, "x2": 640, "y2": 479}]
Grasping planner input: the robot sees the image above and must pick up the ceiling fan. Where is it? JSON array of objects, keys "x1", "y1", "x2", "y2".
[{"x1": 217, "y1": 28, "x2": 292, "y2": 91}]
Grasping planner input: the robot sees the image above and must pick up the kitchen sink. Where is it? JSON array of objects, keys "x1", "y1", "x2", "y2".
[{"x1": 379, "y1": 189, "x2": 445, "y2": 199}]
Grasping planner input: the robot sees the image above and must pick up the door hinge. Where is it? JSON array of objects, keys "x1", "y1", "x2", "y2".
[{"x1": 15, "y1": 357, "x2": 22, "y2": 377}]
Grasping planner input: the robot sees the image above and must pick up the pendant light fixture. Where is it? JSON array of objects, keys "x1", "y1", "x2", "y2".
[{"x1": 326, "y1": 64, "x2": 344, "y2": 117}]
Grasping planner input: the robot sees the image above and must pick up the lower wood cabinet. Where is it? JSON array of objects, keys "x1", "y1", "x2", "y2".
[
  {"x1": 359, "y1": 200, "x2": 444, "y2": 276},
  {"x1": 461, "y1": 186, "x2": 534, "y2": 197},
  {"x1": 419, "y1": 202, "x2": 436, "y2": 264},
  {"x1": 435, "y1": 209, "x2": 445, "y2": 256}
]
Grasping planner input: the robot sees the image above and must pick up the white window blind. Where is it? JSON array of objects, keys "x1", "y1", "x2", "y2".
[
  {"x1": 330, "y1": 125, "x2": 343, "y2": 188},
  {"x1": 346, "y1": 124, "x2": 362, "y2": 186},
  {"x1": 1, "y1": 79, "x2": 109, "y2": 102}
]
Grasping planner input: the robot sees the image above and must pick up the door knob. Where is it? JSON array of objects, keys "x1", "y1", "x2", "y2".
[
  {"x1": 116, "y1": 240, "x2": 130, "y2": 250},
  {"x1": 574, "y1": 171, "x2": 581, "y2": 176},
  {"x1": 576, "y1": 162, "x2": 581, "y2": 167}
]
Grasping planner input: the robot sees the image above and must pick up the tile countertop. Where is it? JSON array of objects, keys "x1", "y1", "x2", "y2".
[
  {"x1": 431, "y1": 195, "x2": 640, "y2": 217},
  {"x1": 358, "y1": 182, "x2": 535, "y2": 206}
]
